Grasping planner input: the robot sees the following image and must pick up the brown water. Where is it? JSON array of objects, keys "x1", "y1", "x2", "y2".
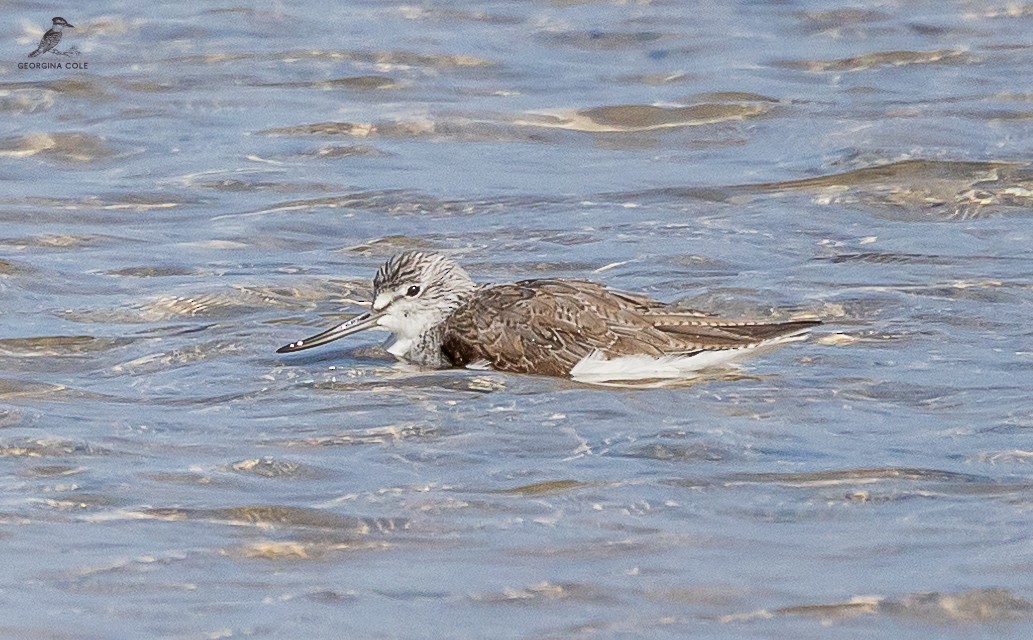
[{"x1": 2, "y1": 1, "x2": 1033, "y2": 638}]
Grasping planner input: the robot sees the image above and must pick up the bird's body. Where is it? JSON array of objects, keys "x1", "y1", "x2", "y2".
[
  {"x1": 278, "y1": 252, "x2": 820, "y2": 382},
  {"x1": 28, "y1": 17, "x2": 74, "y2": 58}
]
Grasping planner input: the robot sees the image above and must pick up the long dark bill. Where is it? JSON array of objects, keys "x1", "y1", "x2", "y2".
[{"x1": 276, "y1": 311, "x2": 382, "y2": 353}]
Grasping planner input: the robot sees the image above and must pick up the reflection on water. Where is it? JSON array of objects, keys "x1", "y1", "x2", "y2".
[
  {"x1": 726, "y1": 588, "x2": 1033, "y2": 624},
  {"x1": 512, "y1": 100, "x2": 773, "y2": 132},
  {"x1": 3, "y1": 0, "x2": 1033, "y2": 637},
  {"x1": 616, "y1": 159, "x2": 1033, "y2": 220}
]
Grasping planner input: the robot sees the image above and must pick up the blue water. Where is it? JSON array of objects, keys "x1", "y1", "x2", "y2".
[{"x1": 2, "y1": 1, "x2": 1033, "y2": 638}]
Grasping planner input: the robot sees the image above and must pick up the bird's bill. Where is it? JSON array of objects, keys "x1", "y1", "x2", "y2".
[{"x1": 276, "y1": 311, "x2": 382, "y2": 353}]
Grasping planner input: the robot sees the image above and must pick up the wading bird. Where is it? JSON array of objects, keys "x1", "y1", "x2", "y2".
[{"x1": 277, "y1": 252, "x2": 820, "y2": 383}]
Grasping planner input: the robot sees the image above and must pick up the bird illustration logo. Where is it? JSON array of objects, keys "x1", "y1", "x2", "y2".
[{"x1": 28, "y1": 17, "x2": 74, "y2": 58}]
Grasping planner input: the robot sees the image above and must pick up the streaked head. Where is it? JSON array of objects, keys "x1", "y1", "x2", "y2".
[
  {"x1": 276, "y1": 252, "x2": 477, "y2": 355},
  {"x1": 52, "y1": 17, "x2": 74, "y2": 28}
]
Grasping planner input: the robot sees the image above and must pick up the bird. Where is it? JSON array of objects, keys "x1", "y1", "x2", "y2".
[
  {"x1": 28, "y1": 17, "x2": 74, "y2": 58},
  {"x1": 277, "y1": 251, "x2": 821, "y2": 383}
]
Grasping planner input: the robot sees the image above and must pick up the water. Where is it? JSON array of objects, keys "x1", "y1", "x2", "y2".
[{"x1": 2, "y1": 1, "x2": 1033, "y2": 637}]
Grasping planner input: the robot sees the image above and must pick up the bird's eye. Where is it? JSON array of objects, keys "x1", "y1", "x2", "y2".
[{"x1": 406, "y1": 285, "x2": 421, "y2": 297}]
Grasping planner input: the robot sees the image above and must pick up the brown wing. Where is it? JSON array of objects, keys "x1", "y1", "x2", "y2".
[
  {"x1": 440, "y1": 279, "x2": 819, "y2": 376},
  {"x1": 640, "y1": 313, "x2": 821, "y2": 344}
]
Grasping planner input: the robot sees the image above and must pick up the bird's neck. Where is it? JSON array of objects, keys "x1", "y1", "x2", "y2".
[
  {"x1": 386, "y1": 284, "x2": 477, "y2": 368},
  {"x1": 387, "y1": 326, "x2": 448, "y2": 368}
]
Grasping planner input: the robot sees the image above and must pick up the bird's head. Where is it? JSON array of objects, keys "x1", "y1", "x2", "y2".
[{"x1": 277, "y1": 251, "x2": 477, "y2": 354}]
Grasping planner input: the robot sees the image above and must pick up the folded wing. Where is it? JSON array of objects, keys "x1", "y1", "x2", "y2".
[{"x1": 440, "y1": 279, "x2": 819, "y2": 377}]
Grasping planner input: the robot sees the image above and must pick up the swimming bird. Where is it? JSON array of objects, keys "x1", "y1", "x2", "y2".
[
  {"x1": 277, "y1": 251, "x2": 820, "y2": 382},
  {"x1": 28, "y1": 17, "x2": 74, "y2": 58}
]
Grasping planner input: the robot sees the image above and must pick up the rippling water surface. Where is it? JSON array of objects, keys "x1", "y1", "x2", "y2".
[{"x1": 3, "y1": 1, "x2": 1033, "y2": 638}]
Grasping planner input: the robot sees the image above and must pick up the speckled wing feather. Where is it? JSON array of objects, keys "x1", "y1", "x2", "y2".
[
  {"x1": 440, "y1": 279, "x2": 818, "y2": 376},
  {"x1": 641, "y1": 312, "x2": 820, "y2": 344},
  {"x1": 29, "y1": 30, "x2": 61, "y2": 57}
]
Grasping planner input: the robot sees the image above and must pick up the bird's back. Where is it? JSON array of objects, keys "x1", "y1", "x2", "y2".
[
  {"x1": 439, "y1": 279, "x2": 818, "y2": 377},
  {"x1": 29, "y1": 29, "x2": 61, "y2": 57}
]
